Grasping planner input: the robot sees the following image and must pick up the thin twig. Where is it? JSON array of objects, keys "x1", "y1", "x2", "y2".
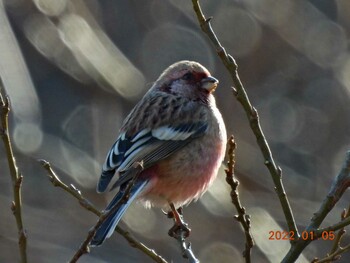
[
  {"x1": 191, "y1": 0, "x2": 298, "y2": 238},
  {"x1": 312, "y1": 206, "x2": 350, "y2": 263},
  {"x1": 224, "y1": 135, "x2": 254, "y2": 262},
  {"x1": 69, "y1": 161, "x2": 144, "y2": 262},
  {"x1": 334, "y1": 209, "x2": 349, "y2": 251},
  {"x1": 39, "y1": 160, "x2": 168, "y2": 263},
  {"x1": 316, "y1": 217, "x2": 350, "y2": 236},
  {"x1": 329, "y1": 207, "x2": 350, "y2": 254},
  {"x1": 0, "y1": 80, "x2": 27, "y2": 263},
  {"x1": 312, "y1": 244, "x2": 350, "y2": 263},
  {"x1": 282, "y1": 151, "x2": 350, "y2": 263}
]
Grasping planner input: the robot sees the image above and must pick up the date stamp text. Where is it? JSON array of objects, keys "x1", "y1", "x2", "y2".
[{"x1": 268, "y1": 230, "x2": 335, "y2": 241}]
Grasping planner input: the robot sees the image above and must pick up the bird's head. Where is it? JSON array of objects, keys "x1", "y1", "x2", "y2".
[{"x1": 153, "y1": 61, "x2": 219, "y2": 102}]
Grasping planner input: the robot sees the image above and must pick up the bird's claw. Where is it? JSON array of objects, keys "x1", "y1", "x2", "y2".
[{"x1": 168, "y1": 221, "x2": 191, "y2": 238}]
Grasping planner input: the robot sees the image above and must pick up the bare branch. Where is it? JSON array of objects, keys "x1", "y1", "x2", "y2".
[
  {"x1": 167, "y1": 206, "x2": 199, "y2": 263},
  {"x1": 312, "y1": 151, "x2": 350, "y2": 230},
  {"x1": 282, "y1": 151, "x2": 350, "y2": 262},
  {"x1": 316, "y1": 217, "x2": 350, "y2": 236},
  {"x1": 191, "y1": 0, "x2": 298, "y2": 237},
  {"x1": 311, "y1": 207, "x2": 350, "y2": 263},
  {"x1": 69, "y1": 162, "x2": 144, "y2": 262},
  {"x1": 329, "y1": 208, "x2": 349, "y2": 255},
  {"x1": 225, "y1": 135, "x2": 254, "y2": 262},
  {"x1": 312, "y1": 244, "x2": 350, "y2": 263},
  {"x1": 0, "y1": 79, "x2": 27, "y2": 263},
  {"x1": 39, "y1": 160, "x2": 168, "y2": 263}
]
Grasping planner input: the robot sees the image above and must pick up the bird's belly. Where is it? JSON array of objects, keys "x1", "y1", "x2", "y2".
[{"x1": 139, "y1": 136, "x2": 225, "y2": 209}]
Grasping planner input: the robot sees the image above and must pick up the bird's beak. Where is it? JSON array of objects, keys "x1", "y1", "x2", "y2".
[{"x1": 201, "y1": 76, "x2": 219, "y2": 93}]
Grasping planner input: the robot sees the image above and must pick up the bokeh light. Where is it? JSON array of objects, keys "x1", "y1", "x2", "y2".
[
  {"x1": 0, "y1": 2, "x2": 41, "y2": 124},
  {"x1": 122, "y1": 202, "x2": 157, "y2": 237},
  {"x1": 289, "y1": 106, "x2": 330, "y2": 155},
  {"x1": 303, "y1": 20, "x2": 346, "y2": 68},
  {"x1": 259, "y1": 97, "x2": 300, "y2": 143},
  {"x1": 141, "y1": 23, "x2": 215, "y2": 78},
  {"x1": 200, "y1": 166, "x2": 234, "y2": 217},
  {"x1": 58, "y1": 13, "x2": 146, "y2": 99},
  {"x1": 244, "y1": 0, "x2": 295, "y2": 27},
  {"x1": 245, "y1": 0, "x2": 347, "y2": 68},
  {"x1": 251, "y1": 207, "x2": 309, "y2": 263},
  {"x1": 214, "y1": 6, "x2": 262, "y2": 57},
  {"x1": 199, "y1": 241, "x2": 242, "y2": 263},
  {"x1": 36, "y1": 133, "x2": 100, "y2": 188},
  {"x1": 33, "y1": 0, "x2": 67, "y2": 17},
  {"x1": 13, "y1": 122, "x2": 43, "y2": 154},
  {"x1": 23, "y1": 14, "x2": 65, "y2": 59},
  {"x1": 339, "y1": 54, "x2": 350, "y2": 97},
  {"x1": 62, "y1": 105, "x2": 96, "y2": 152}
]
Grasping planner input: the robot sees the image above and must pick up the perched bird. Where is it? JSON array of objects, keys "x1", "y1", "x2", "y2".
[{"x1": 91, "y1": 60, "x2": 227, "y2": 246}]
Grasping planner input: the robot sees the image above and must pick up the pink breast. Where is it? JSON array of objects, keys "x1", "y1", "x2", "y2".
[{"x1": 139, "y1": 140, "x2": 225, "y2": 208}]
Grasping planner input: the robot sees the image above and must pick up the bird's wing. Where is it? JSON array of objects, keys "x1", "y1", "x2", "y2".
[{"x1": 97, "y1": 121, "x2": 208, "y2": 192}]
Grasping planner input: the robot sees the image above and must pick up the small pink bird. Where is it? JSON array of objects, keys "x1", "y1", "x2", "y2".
[{"x1": 91, "y1": 60, "x2": 227, "y2": 246}]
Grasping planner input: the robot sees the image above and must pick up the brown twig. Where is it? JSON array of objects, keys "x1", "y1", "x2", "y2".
[
  {"x1": 69, "y1": 161, "x2": 144, "y2": 262},
  {"x1": 39, "y1": 159, "x2": 168, "y2": 263},
  {"x1": 311, "y1": 205, "x2": 350, "y2": 263},
  {"x1": 0, "y1": 80, "x2": 27, "y2": 263},
  {"x1": 329, "y1": 209, "x2": 349, "y2": 254},
  {"x1": 282, "y1": 151, "x2": 350, "y2": 263},
  {"x1": 224, "y1": 135, "x2": 254, "y2": 262},
  {"x1": 312, "y1": 244, "x2": 350, "y2": 263},
  {"x1": 191, "y1": 0, "x2": 298, "y2": 238},
  {"x1": 316, "y1": 217, "x2": 350, "y2": 237}
]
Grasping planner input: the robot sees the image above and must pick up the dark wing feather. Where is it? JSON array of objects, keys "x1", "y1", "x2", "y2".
[{"x1": 97, "y1": 122, "x2": 207, "y2": 193}]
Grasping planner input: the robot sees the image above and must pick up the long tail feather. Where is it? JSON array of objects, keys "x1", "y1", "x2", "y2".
[
  {"x1": 90, "y1": 180, "x2": 149, "y2": 246},
  {"x1": 97, "y1": 170, "x2": 115, "y2": 193}
]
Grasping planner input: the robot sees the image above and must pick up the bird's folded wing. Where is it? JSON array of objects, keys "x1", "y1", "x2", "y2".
[{"x1": 97, "y1": 122, "x2": 208, "y2": 192}]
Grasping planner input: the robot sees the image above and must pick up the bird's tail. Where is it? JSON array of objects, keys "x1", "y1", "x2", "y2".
[{"x1": 90, "y1": 179, "x2": 149, "y2": 247}]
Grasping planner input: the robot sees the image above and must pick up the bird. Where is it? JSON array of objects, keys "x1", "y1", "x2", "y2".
[{"x1": 90, "y1": 60, "x2": 227, "y2": 246}]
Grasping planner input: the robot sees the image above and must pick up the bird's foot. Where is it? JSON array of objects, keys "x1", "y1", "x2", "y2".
[
  {"x1": 167, "y1": 203, "x2": 191, "y2": 238},
  {"x1": 168, "y1": 221, "x2": 191, "y2": 238}
]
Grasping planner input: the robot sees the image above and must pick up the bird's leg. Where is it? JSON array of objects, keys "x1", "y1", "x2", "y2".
[{"x1": 167, "y1": 203, "x2": 191, "y2": 238}]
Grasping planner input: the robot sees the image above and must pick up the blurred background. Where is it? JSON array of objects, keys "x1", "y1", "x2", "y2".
[{"x1": 1, "y1": 0, "x2": 350, "y2": 262}]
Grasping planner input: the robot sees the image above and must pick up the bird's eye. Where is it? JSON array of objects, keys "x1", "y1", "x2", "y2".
[{"x1": 182, "y1": 72, "x2": 193, "y2": 80}]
